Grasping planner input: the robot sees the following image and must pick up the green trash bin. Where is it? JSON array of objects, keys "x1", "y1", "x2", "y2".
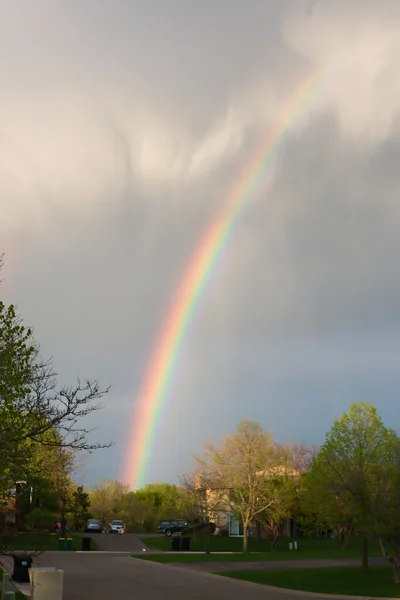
[
  {"x1": 67, "y1": 538, "x2": 73, "y2": 550},
  {"x1": 58, "y1": 537, "x2": 66, "y2": 550}
]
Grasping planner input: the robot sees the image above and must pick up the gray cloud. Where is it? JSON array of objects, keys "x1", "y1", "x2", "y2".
[{"x1": 1, "y1": 0, "x2": 400, "y2": 486}]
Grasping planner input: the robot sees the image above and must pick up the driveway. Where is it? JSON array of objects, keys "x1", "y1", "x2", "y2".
[
  {"x1": 30, "y1": 552, "x2": 327, "y2": 600},
  {"x1": 86, "y1": 532, "x2": 155, "y2": 553}
]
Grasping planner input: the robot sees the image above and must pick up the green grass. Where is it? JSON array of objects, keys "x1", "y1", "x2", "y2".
[
  {"x1": 0, "y1": 532, "x2": 97, "y2": 551},
  {"x1": 140, "y1": 533, "x2": 381, "y2": 560},
  {"x1": 220, "y1": 566, "x2": 400, "y2": 597}
]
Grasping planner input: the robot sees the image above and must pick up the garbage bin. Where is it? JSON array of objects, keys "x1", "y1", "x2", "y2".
[
  {"x1": 66, "y1": 538, "x2": 73, "y2": 550},
  {"x1": 181, "y1": 537, "x2": 190, "y2": 551},
  {"x1": 12, "y1": 554, "x2": 33, "y2": 583},
  {"x1": 58, "y1": 537, "x2": 66, "y2": 550},
  {"x1": 171, "y1": 536, "x2": 181, "y2": 551},
  {"x1": 81, "y1": 537, "x2": 91, "y2": 551}
]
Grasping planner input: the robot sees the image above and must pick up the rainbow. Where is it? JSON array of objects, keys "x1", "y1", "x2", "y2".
[{"x1": 123, "y1": 68, "x2": 325, "y2": 490}]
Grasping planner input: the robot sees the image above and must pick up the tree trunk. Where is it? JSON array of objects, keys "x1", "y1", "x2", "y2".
[
  {"x1": 341, "y1": 536, "x2": 348, "y2": 551},
  {"x1": 338, "y1": 530, "x2": 348, "y2": 550},
  {"x1": 361, "y1": 532, "x2": 369, "y2": 575},
  {"x1": 242, "y1": 523, "x2": 248, "y2": 553},
  {"x1": 392, "y1": 562, "x2": 400, "y2": 584},
  {"x1": 256, "y1": 521, "x2": 261, "y2": 543},
  {"x1": 378, "y1": 536, "x2": 400, "y2": 583},
  {"x1": 61, "y1": 506, "x2": 67, "y2": 538}
]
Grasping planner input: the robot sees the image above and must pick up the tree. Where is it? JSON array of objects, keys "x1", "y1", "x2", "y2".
[
  {"x1": 131, "y1": 483, "x2": 193, "y2": 532},
  {"x1": 258, "y1": 472, "x2": 298, "y2": 550},
  {"x1": 0, "y1": 301, "x2": 36, "y2": 406},
  {"x1": 194, "y1": 420, "x2": 283, "y2": 553},
  {"x1": 13, "y1": 430, "x2": 77, "y2": 534},
  {"x1": 283, "y1": 442, "x2": 319, "y2": 473},
  {"x1": 71, "y1": 486, "x2": 91, "y2": 530},
  {"x1": 136, "y1": 483, "x2": 190, "y2": 516},
  {"x1": 300, "y1": 468, "x2": 357, "y2": 547},
  {"x1": 305, "y1": 402, "x2": 395, "y2": 575},
  {"x1": 89, "y1": 480, "x2": 129, "y2": 524},
  {"x1": 371, "y1": 433, "x2": 400, "y2": 583}
]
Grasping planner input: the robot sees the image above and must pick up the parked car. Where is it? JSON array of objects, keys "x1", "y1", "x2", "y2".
[
  {"x1": 158, "y1": 519, "x2": 190, "y2": 537},
  {"x1": 157, "y1": 520, "x2": 171, "y2": 534},
  {"x1": 109, "y1": 519, "x2": 126, "y2": 534},
  {"x1": 85, "y1": 518, "x2": 103, "y2": 533}
]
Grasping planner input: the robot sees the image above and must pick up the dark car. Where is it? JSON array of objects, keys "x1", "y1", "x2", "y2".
[
  {"x1": 158, "y1": 519, "x2": 190, "y2": 537},
  {"x1": 157, "y1": 520, "x2": 171, "y2": 534}
]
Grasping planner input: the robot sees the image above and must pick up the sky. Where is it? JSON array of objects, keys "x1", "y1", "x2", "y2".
[{"x1": 1, "y1": 0, "x2": 400, "y2": 488}]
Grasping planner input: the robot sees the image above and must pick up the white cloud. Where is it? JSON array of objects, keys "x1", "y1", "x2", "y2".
[{"x1": 284, "y1": 2, "x2": 400, "y2": 143}]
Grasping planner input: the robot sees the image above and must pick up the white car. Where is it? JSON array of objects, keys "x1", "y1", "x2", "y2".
[{"x1": 109, "y1": 519, "x2": 126, "y2": 534}]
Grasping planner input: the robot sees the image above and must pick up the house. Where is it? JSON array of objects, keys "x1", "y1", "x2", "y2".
[{"x1": 195, "y1": 465, "x2": 301, "y2": 538}]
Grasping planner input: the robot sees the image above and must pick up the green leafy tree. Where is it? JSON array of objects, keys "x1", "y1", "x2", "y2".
[
  {"x1": 17, "y1": 433, "x2": 76, "y2": 533},
  {"x1": 131, "y1": 483, "x2": 193, "y2": 532},
  {"x1": 306, "y1": 402, "x2": 395, "y2": 574},
  {"x1": 371, "y1": 434, "x2": 400, "y2": 583},
  {"x1": 89, "y1": 480, "x2": 129, "y2": 524},
  {"x1": 71, "y1": 486, "x2": 91, "y2": 530},
  {"x1": 0, "y1": 301, "x2": 36, "y2": 405},
  {"x1": 25, "y1": 507, "x2": 54, "y2": 530}
]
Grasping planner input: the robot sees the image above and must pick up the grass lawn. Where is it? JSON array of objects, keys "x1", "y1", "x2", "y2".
[
  {"x1": 220, "y1": 566, "x2": 400, "y2": 597},
  {"x1": 140, "y1": 533, "x2": 381, "y2": 560},
  {"x1": 0, "y1": 532, "x2": 97, "y2": 552}
]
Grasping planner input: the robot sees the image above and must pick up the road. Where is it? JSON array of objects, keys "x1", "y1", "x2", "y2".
[
  {"x1": 9, "y1": 535, "x2": 386, "y2": 600},
  {"x1": 88, "y1": 531, "x2": 156, "y2": 553},
  {"x1": 32, "y1": 551, "x2": 308, "y2": 600}
]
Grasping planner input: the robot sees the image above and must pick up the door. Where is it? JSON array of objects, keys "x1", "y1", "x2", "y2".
[{"x1": 229, "y1": 515, "x2": 243, "y2": 536}]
